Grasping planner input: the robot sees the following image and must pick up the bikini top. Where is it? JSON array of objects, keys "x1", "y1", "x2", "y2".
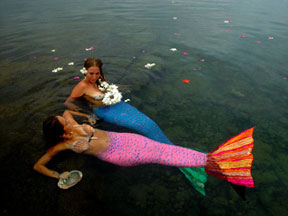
[
  {"x1": 66, "y1": 125, "x2": 98, "y2": 153},
  {"x1": 93, "y1": 94, "x2": 104, "y2": 101}
]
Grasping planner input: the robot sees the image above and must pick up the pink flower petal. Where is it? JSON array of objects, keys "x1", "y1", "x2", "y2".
[
  {"x1": 256, "y1": 40, "x2": 262, "y2": 44},
  {"x1": 201, "y1": 59, "x2": 205, "y2": 62},
  {"x1": 74, "y1": 76, "x2": 80, "y2": 79},
  {"x1": 240, "y1": 35, "x2": 247, "y2": 38},
  {"x1": 226, "y1": 30, "x2": 231, "y2": 32},
  {"x1": 183, "y1": 52, "x2": 188, "y2": 55},
  {"x1": 268, "y1": 36, "x2": 274, "y2": 40},
  {"x1": 54, "y1": 57, "x2": 59, "y2": 60}
]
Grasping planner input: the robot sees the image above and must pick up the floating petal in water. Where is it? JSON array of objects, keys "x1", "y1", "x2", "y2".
[
  {"x1": 144, "y1": 63, "x2": 156, "y2": 69},
  {"x1": 224, "y1": 20, "x2": 232, "y2": 23},
  {"x1": 68, "y1": 62, "x2": 74, "y2": 65},
  {"x1": 201, "y1": 59, "x2": 205, "y2": 62},
  {"x1": 74, "y1": 76, "x2": 80, "y2": 79},
  {"x1": 54, "y1": 57, "x2": 59, "y2": 60},
  {"x1": 51, "y1": 49, "x2": 56, "y2": 52},
  {"x1": 268, "y1": 36, "x2": 274, "y2": 40},
  {"x1": 170, "y1": 48, "x2": 177, "y2": 51},
  {"x1": 85, "y1": 46, "x2": 94, "y2": 51},
  {"x1": 240, "y1": 35, "x2": 247, "y2": 38},
  {"x1": 182, "y1": 79, "x2": 190, "y2": 84},
  {"x1": 183, "y1": 52, "x2": 188, "y2": 55},
  {"x1": 256, "y1": 40, "x2": 262, "y2": 44}
]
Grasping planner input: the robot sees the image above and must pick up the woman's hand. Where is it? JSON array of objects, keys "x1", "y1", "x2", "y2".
[
  {"x1": 59, "y1": 171, "x2": 70, "y2": 179},
  {"x1": 88, "y1": 114, "x2": 98, "y2": 125}
]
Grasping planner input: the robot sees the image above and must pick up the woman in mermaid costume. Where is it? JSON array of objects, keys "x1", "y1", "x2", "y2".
[
  {"x1": 34, "y1": 110, "x2": 255, "y2": 191},
  {"x1": 65, "y1": 58, "x2": 207, "y2": 194}
]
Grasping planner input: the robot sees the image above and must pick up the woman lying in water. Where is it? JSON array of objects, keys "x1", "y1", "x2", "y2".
[
  {"x1": 64, "y1": 58, "x2": 208, "y2": 194},
  {"x1": 33, "y1": 110, "x2": 255, "y2": 190}
]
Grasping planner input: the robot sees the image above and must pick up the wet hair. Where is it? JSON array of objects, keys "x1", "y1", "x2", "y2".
[
  {"x1": 42, "y1": 116, "x2": 64, "y2": 145},
  {"x1": 84, "y1": 58, "x2": 106, "y2": 86}
]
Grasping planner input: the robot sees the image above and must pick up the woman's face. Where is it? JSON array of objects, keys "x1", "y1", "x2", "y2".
[
  {"x1": 56, "y1": 116, "x2": 73, "y2": 133},
  {"x1": 85, "y1": 66, "x2": 101, "y2": 84}
]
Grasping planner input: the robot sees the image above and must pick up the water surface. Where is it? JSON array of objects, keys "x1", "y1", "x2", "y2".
[{"x1": 1, "y1": 0, "x2": 288, "y2": 215}]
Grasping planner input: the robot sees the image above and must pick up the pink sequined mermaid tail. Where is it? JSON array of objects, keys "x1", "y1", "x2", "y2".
[{"x1": 97, "y1": 128, "x2": 255, "y2": 187}]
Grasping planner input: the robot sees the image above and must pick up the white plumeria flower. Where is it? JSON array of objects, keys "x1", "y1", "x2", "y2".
[
  {"x1": 52, "y1": 68, "x2": 58, "y2": 73},
  {"x1": 170, "y1": 48, "x2": 177, "y2": 51},
  {"x1": 80, "y1": 67, "x2": 87, "y2": 74},
  {"x1": 144, "y1": 63, "x2": 156, "y2": 69}
]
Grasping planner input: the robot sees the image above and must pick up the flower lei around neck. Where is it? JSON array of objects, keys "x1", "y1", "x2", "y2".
[
  {"x1": 80, "y1": 67, "x2": 122, "y2": 105},
  {"x1": 98, "y1": 79, "x2": 122, "y2": 105}
]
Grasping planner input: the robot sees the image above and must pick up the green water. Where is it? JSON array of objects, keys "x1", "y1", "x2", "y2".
[{"x1": 0, "y1": 0, "x2": 287, "y2": 215}]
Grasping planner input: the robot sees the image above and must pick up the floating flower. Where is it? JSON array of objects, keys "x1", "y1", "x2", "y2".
[
  {"x1": 80, "y1": 67, "x2": 87, "y2": 74},
  {"x1": 240, "y1": 35, "x2": 247, "y2": 38},
  {"x1": 144, "y1": 63, "x2": 156, "y2": 69},
  {"x1": 52, "y1": 67, "x2": 63, "y2": 73},
  {"x1": 268, "y1": 36, "x2": 274, "y2": 40},
  {"x1": 224, "y1": 20, "x2": 232, "y2": 23},
  {"x1": 51, "y1": 49, "x2": 56, "y2": 52},
  {"x1": 226, "y1": 30, "x2": 231, "y2": 32},
  {"x1": 54, "y1": 57, "x2": 59, "y2": 61},
  {"x1": 182, "y1": 79, "x2": 190, "y2": 84},
  {"x1": 170, "y1": 48, "x2": 177, "y2": 52},
  {"x1": 68, "y1": 62, "x2": 74, "y2": 65},
  {"x1": 74, "y1": 76, "x2": 80, "y2": 79},
  {"x1": 183, "y1": 52, "x2": 188, "y2": 55},
  {"x1": 201, "y1": 59, "x2": 205, "y2": 62},
  {"x1": 173, "y1": 17, "x2": 178, "y2": 20},
  {"x1": 256, "y1": 40, "x2": 262, "y2": 44},
  {"x1": 85, "y1": 46, "x2": 94, "y2": 51}
]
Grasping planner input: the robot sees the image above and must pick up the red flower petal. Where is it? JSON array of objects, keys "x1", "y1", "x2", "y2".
[{"x1": 182, "y1": 79, "x2": 190, "y2": 83}]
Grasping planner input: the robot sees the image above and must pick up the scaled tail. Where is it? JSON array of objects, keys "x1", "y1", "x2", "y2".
[{"x1": 205, "y1": 127, "x2": 255, "y2": 187}]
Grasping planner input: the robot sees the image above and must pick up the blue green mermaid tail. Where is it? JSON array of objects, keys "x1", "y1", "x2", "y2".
[{"x1": 94, "y1": 101, "x2": 207, "y2": 195}]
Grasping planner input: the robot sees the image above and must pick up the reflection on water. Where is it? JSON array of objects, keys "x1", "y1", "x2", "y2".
[{"x1": 0, "y1": 0, "x2": 288, "y2": 215}]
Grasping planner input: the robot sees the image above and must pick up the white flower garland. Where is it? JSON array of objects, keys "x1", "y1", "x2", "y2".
[{"x1": 98, "y1": 80, "x2": 122, "y2": 105}]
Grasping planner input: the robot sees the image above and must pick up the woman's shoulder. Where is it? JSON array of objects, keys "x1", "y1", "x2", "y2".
[{"x1": 75, "y1": 80, "x2": 89, "y2": 89}]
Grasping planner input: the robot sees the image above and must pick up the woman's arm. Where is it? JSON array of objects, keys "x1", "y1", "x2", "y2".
[
  {"x1": 64, "y1": 82, "x2": 87, "y2": 111},
  {"x1": 33, "y1": 143, "x2": 68, "y2": 179},
  {"x1": 63, "y1": 110, "x2": 97, "y2": 125}
]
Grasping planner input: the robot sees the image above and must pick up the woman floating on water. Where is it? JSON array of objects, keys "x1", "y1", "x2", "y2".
[
  {"x1": 34, "y1": 110, "x2": 255, "y2": 191},
  {"x1": 64, "y1": 58, "x2": 208, "y2": 194}
]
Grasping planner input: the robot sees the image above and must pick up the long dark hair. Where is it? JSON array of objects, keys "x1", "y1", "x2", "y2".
[
  {"x1": 84, "y1": 58, "x2": 106, "y2": 86},
  {"x1": 42, "y1": 116, "x2": 64, "y2": 145}
]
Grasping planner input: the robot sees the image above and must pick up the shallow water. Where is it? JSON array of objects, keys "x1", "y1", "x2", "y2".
[{"x1": 1, "y1": 0, "x2": 288, "y2": 215}]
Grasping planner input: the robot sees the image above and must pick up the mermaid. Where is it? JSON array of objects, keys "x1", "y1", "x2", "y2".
[
  {"x1": 65, "y1": 58, "x2": 207, "y2": 194},
  {"x1": 34, "y1": 110, "x2": 255, "y2": 192}
]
